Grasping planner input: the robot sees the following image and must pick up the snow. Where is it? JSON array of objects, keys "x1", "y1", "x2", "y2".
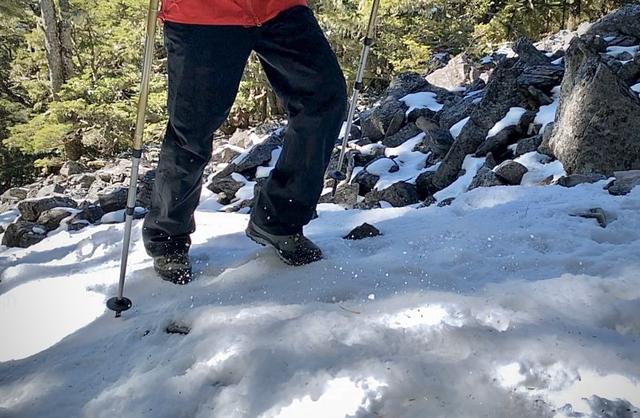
[
  {"x1": 487, "y1": 107, "x2": 527, "y2": 138},
  {"x1": 400, "y1": 92, "x2": 444, "y2": 115},
  {"x1": 449, "y1": 116, "x2": 470, "y2": 139},
  {"x1": 606, "y1": 45, "x2": 640, "y2": 58},
  {"x1": 433, "y1": 155, "x2": 485, "y2": 200},
  {"x1": 631, "y1": 82, "x2": 640, "y2": 95},
  {"x1": 100, "y1": 207, "x2": 147, "y2": 224},
  {"x1": 534, "y1": 86, "x2": 561, "y2": 131},
  {"x1": 2, "y1": 171, "x2": 640, "y2": 417},
  {"x1": 515, "y1": 151, "x2": 566, "y2": 185},
  {"x1": 373, "y1": 134, "x2": 430, "y2": 191}
]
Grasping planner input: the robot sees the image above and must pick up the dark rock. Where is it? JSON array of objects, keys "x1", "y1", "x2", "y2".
[
  {"x1": 515, "y1": 134, "x2": 543, "y2": 156},
  {"x1": 352, "y1": 169, "x2": 380, "y2": 196},
  {"x1": 319, "y1": 183, "x2": 359, "y2": 208},
  {"x1": 494, "y1": 160, "x2": 528, "y2": 185},
  {"x1": 542, "y1": 38, "x2": 640, "y2": 175},
  {"x1": 438, "y1": 94, "x2": 479, "y2": 130},
  {"x1": 382, "y1": 123, "x2": 422, "y2": 147},
  {"x1": 415, "y1": 171, "x2": 438, "y2": 200},
  {"x1": 468, "y1": 166, "x2": 507, "y2": 190},
  {"x1": 606, "y1": 170, "x2": 640, "y2": 195},
  {"x1": 343, "y1": 223, "x2": 382, "y2": 240},
  {"x1": 586, "y1": 4, "x2": 640, "y2": 39},
  {"x1": 165, "y1": 322, "x2": 191, "y2": 335},
  {"x1": 379, "y1": 182, "x2": 419, "y2": 207},
  {"x1": 136, "y1": 169, "x2": 156, "y2": 209},
  {"x1": 516, "y1": 65, "x2": 565, "y2": 92},
  {"x1": 385, "y1": 108, "x2": 406, "y2": 137},
  {"x1": 557, "y1": 173, "x2": 607, "y2": 187},
  {"x1": 514, "y1": 37, "x2": 552, "y2": 66},
  {"x1": 207, "y1": 175, "x2": 244, "y2": 202},
  {"x1": 73, "y1": 203, "x2": 105, "y2": 224},
  {"x1": 476, "y1": 125, "x2": 520, "y2": 157},
  {"x1": 212, "y1": 146, "x2": 242, "y2": 164},
  {"x1": 485, "y1": 152, "x2": 498, "y2": 169},
  {"x1": 360, "y1": 99, "x2": 408, "y2": 141},
  {"x1": 416, "y1": 118, "x2": 455, "y2": 158},
  {"x1": 99, "y1": 186, "x2": 128, "y2": 214},
  {"x1": 228, "y1": 129, "x2": 253, "y2": 148},
  {"x1": 385, "y1": 72, "x2": 432, "y2": 99},
  {"x1": 18, "y1": 196, "x2": 77, "y2": 222},
  {"x1": 616, "y1": 56, "x2": 640, "y2": 84},
  {"x1": 232, "y1": 130, "x2": 284, "y2": 176},
  {"x1": 37, "y1": 207, "x2": 76, "y2": 231},
  {"x1": 437, "y1": 197, "x2": 455, "y2": 207},
  {"x1": 1, "y1": 221, "x2": 47, "y2": 248}
]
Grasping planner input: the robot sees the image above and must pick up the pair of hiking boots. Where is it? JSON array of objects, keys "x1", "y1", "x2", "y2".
[{"x1": 153, "y1": 221, "x2": 322, "y2": 284}]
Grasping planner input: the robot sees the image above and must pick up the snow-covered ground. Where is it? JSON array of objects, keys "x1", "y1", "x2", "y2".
[{"x1": 1, "y1": 179, "x2": 640, "y2": 417}]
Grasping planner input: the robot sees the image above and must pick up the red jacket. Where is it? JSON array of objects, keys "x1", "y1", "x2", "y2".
[{"x1": 159, "y1": 0, "x2": 308, "y2": 26}]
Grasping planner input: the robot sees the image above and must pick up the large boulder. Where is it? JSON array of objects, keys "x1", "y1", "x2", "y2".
[
  {"x1": 585, "y1": 4, "x2": 640, "y2": 39},
  {"x1": 18, "y1": 196, "x2": 77, "y2": 222},
  {"x1": 426, "y1": 53, "x2": 481, "y2": 90},
  {"x1": 541, "y1": 38, "x2": 640, "y2": 175},
  {"x1": 1, "y1": 221, "x2": 47, "y2": 248},
  {"x1": 99, "y1": 186, "x2": 128, "y2": 213}
]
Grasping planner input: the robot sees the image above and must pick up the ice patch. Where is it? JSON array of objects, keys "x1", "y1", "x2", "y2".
[
  {"x1": 487, "y1": 107, "x2": 527, "y2": 138},
  {"x1": 400, "y1": 92, "x2": 444, "y2": 115},
  {"x1": 534, "y1": 86, "x2": 561, "y2": 131},
  {"x1": 450, "y1": 117, "x2": 470, "y2": 139}
]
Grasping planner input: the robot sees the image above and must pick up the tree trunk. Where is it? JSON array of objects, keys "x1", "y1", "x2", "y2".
[
  {"x1": 58, "y1": 0, "x2": 75, "y2": 78},
  {"x1": 39, "y1": 0, "x2": 73, "y2": 95}
]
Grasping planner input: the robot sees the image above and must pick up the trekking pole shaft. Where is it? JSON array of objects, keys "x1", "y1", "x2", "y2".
[
  {"x1": 115, "y1": 0, "x2": 159, "y2": 302},
  {"x1": 334, "y1": 0, "x2": 381, "y2": 180}
]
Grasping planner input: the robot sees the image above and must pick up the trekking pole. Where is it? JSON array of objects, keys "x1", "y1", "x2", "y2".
[
  {"x1": 107, "y1": 0, "x2": 160, "y2": 318},
  {"x1": 328, "y1": 0, "x2": 381, "y2": 196}
]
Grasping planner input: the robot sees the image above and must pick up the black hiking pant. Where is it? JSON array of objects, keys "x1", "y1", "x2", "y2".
[{"x1": 142, "y1": 5, "x2": 347, "y2": 257}]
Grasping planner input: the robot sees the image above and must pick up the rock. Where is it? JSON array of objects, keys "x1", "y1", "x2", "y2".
[
  {"x1": 73, "y1": 203, "x2": 105, "y2": 224},
  {"x1": 379, "y1": 182, "x2": 419, "y2": 207},
  {"x1": 229, "y1": 130, "x2": 284, "y2": 176},
  {"x1": 416, "y1": 118, "x2": 454, "y2": 158},
  {"x1": 60, "y1": 161, "x2": 88, "y2": 177},
  {"x1": 352, "y1": 169, "x2": 380, "y2": 196},
  {"x1": 616, "y1": 55, "x2": 640, "y2": 84},
  {"x1": 86, "y1": 179, "x2": 110, "y2": 202},
  {"x1": 513, "y1": 37, "x2": 552, "y2": 66},
  {"x1": 360, "y1": 99, "x2": 408, "y2": 141},
  {"x1": 515, "y1": 134, "x2": 543, "y2": 156},
  {"x1": 0, "y1": 225, "x2": 3, "y2": 234},
  {"x1": 585, "y1": 4, "x2": 640, "y2": 39},
  {"x1": 542, "y1": 38, "x2": 640, "y2": 175},
  {"x1": 381, "y1": 123, "x2": 421, "y2": 147},
  {"x1": 437, "y1": 197, "x2": 455, "y2": 207},
  {"x1": 2, "y1": 187, "x2": 28, "y2": 201},
  {"x1": 438, "y1": 94, "x2": 479, "y2": 130},
  {"x1": 606, "y1": 170, "x2": 640, "y2": 195},
  {"x1": 494, "y1": 160, "x2": 528, "y2": 185},
  {"x1": 386, "y1": 72, "x2": 432, "y2": 99},
  {"x1": 319, "y1": 183, "x2": 359, "y2": 208},
  {"x1": 136, "y1": 169, "x2": 156, "y2": 209},
  {"x1": 343, "y1": 223, "x2": 382, "y2": 240},
  {"x1": 431, "y1": 59, "x2": 535, "y2": 191},
  {"x1": 228, "y1": 129, "x2": 253, "y2": 148},
  {"x1": 98, "y1": 186, "x2": 128, "y2": 213},
  {"x1": 535, "y1": 30, "x2": 576, "y2": 54},
  {"x1": 468, "y1": 166, "x2": 507, "y2": 190},
  {"x1": 68, "y1": 173, "x2": 96, "y2": 189},
  {"x1": 1, "y1": 221, "x2": 47, "y2": 248},
  {"x1": 475, "y1": 125, "x2": 520, "y2": 157},
  {"x1": 207, "y1": 174, "x2": 245, "y2": 202},
  {"x1": 18, "y1": 196, "x2": 77, "y2": 222},
  {"x1": 556, "y1": 173, "x2": 607, "y2": 187},
  {"x1": 516, "y1": 65, "x2": 565, "y2": 92},
  {"x1": 426, "y1": 52, "x2": 481, "y2": 90},
  {"x1": 212, "y1": 146, "x2": 242, "y2": 164},
  {"x1": 572, "y1": 207, "x2": 608, "y2": 228},
  {"x1": 37, "y1": 207, "x2": 76, "y2": 231},
  {"x1": 415, "y1": 171, "x2": 438, "y2": 200},
  {"x1": 35, "y1": 183, "x2": 66, "y2": 198}
]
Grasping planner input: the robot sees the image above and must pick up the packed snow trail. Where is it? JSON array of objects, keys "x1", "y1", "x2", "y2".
[{"x1": 1, "y1": 182, "x2": 640, "y2": 417}]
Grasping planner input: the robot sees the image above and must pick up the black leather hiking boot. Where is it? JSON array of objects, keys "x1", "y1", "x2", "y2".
[
  {"x1": 153, "y1": 252, "x2": 192, "y2": 285},
  {"x1": 245, "y1": 221, "x2": 323, "y2": 266}
]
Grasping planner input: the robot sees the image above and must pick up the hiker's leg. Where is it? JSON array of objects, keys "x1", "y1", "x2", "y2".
[
  {"x1": 251, "y1": 6, "x2": 348, "y2": 235},
  {"x1": 143, "y1": 22, "x2": 253, "y2": 257}
]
